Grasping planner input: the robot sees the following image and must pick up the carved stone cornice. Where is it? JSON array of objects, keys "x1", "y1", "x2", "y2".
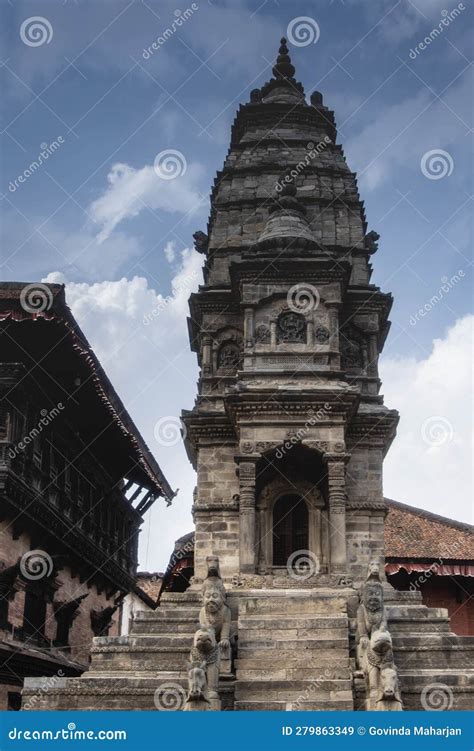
[
  {"x1": 193, "y1": 501, "x2": 240, "y2": 514},
  {"x1": 346, "y1": 501, "x2": 387, "y2": 513},
  {"x1": 226, "y1": 390, "x2": 359, "y2": 424},
  {"x1": 347, "y1": 409, "x2": 399, "y2": 452},
  {"x1": 230, "y1": 260, "x2": 351, "y2": 290}
]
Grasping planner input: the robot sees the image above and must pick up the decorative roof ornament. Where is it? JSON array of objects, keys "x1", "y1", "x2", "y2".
[
  {"x1": 272, "y1": 37, "x2": 296, "y2": 80},
  {"x1": 259, "y1": 36, "x2": 305, "y2": 104}
]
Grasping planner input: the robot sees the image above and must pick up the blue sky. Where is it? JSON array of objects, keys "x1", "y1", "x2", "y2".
[{"x1": 1, "y1": 0, "x2": 472, "y2": 570}]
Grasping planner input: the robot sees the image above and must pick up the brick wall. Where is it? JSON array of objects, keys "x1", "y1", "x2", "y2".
[{"x1": 0, "y1": 519, "x2": 119, "y2": 666}]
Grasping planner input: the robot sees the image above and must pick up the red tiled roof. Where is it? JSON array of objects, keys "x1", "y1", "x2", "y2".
[{"x1": 384, "y1": 499, "x2": 474, "y2": 560}]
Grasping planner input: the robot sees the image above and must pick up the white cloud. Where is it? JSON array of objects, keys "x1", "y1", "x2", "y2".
[
  {"x1": 381, "y1": 315, "x2": 473, "y2": 523},
  {"x1": 164, "y1": 241, "x2": 176, "y2": 263},
  {"x1": 89, "y1": 161, "x2": 205, "y2": 243},
  {"x1": 43, "y1": 248, "x2": 203, "y2": 571}
]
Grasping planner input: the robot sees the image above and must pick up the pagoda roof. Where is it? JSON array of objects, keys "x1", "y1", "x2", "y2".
[{"x1": 0, "y1": 282, "x2": 175, "y2": 504}]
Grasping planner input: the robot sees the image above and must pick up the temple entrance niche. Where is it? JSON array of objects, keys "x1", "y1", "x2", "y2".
[{"x1": 255, "y1": 445, "x2": 329, "y2": 575}]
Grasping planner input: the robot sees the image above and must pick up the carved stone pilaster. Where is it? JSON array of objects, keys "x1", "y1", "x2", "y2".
[
  {"x1": 327, "y1": 304, "x2": 340, "y2": 369},
  {"x1": 237, "y1": 459, "x2": 257, "y2": 573},
  {"x1": 201, "y1": 334, "x2": 212, "y2": 376},
  {"x1": 325, "y1": 453, "x2": 349, "y2": 573},
  {"x1": 244, "y1": 308, "x2": 254, "y2": 348}
]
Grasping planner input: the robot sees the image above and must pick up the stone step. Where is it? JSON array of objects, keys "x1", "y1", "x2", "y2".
[
  {"x1": 238, "y1": 637, "x2": 348, "y2": 651},
  {"x1": 134, "y1": 607, "x2": 199, "y2": 621},
  {"x1": 238, "y1": 593, "x2": 347, "y2": 617},
  {"x1": 397, "y1": 671, "x2": 474, "y2": 711},
  {"x1": 393, "y1": 634, "x2": 474, "y2": 648},
  {"x1": 234, "y1": 699, "x2": 354, "y2": 711},
  {"x1": 235, "y1": 679, "x2": 353, "y2": 701},
  {"x1": 236, "y1": 666, "x2": 352, "y2": 681},
  {"x1": 23, "y1": 673, "x2": 235, "y2": 712},
  {"x1": 238, "y1": 616, "x2": 348, "y2": 630},
  {"x1": 387, "y1": 605, "x2": 449, "y2": 620},
  {"x1": 388, "y1": 617, "x2": 451, "y2": 634},
  {"x1": 90, "y1": 641, "x2": 190, "y2": 673},
  {"x1": 394, "y1": 645, "x2": 474, "y2": 669},
  {"x1": 399, "y1": 669, "x2": 474, "y2": 688},
  {"x1": 239, "y1": 628, "x2": 347, "y2": 641},
  {"x1": 235, "y1": 652, "x2": 350, "y2": 668},
  {"x1": 131, "y1": 618, "x2": 198, "y2": 635},
  {"x1": 96, "y1": 634, "x2": 195, "y2": 648}
]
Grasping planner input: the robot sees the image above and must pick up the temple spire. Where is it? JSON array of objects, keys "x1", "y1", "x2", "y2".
[
  {"x1": 272, "y1": 37, "x2": 295, "y2": 80},
  {"x1": 259, "y1": 35, "x2": 305, "y2": 104}
]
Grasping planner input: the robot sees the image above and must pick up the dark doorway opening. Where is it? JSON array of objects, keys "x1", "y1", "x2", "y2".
[{"x1": 272, "y1": 494, "x2": 309, "y2": 566}]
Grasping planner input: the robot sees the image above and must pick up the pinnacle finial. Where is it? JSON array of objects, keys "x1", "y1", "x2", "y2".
[{"x1": 272, "y1": 36, "x2": 295, "y2": 80}]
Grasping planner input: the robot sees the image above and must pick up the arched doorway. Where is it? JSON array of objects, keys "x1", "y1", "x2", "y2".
[{"x1": 272, "y1": 494, "x2": 309, "y2": 566}]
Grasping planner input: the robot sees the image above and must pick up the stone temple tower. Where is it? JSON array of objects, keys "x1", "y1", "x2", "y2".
[
  {"x1": 29, "y1": 38, "x2": 474, "y2": 713},
  {"x1": 183, "y1": 37, "x2": 398, "y2": 586}
]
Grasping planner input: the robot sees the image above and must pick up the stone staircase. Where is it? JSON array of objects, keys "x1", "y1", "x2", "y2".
[
  {"x1": 23, "y1": 587, "x2": 474, "y2": 711},
  {"x1": 353, "y1": 597, "x2": 474, "y2": 711},
  {"x1": 388, "y1": 603, "x2": 474, "y2": 710},
  {"x1": 22, "y1": 592, "x2": 203, "y2": 711},
  {"x1": 234, "y1": 590, "x2": 354, "y2": 710}
]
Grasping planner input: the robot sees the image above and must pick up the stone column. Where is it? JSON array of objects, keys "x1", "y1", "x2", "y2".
[
  {"x1": 270, "y1": 320, "x2": 277, "y2": 346},
  {"x1": 368, "y1": 333, "x2": 378, "y2": 376},
  {"x1": 238, "y1": 459, "x2": 257, "y2": 573},
  {"x1": 244, "y1": 308, "x2": 254, "y2": 348},
  {"x1": 201, "y1": 334, "x2": 212, "y2": 376},
  {"x1": 325, "y1": 453, "x2": 349, "y2": 574},
  {"x1": 327, "y1": 304, "x2": 340, "y2": 369}
]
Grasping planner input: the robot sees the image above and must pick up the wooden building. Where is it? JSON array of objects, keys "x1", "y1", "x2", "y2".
[{"x1": 0, "y1": 281, "x2": 174, "y2": 709}]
